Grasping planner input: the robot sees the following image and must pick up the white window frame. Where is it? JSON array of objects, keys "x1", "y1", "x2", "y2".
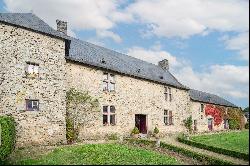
[
  {"x1": 26, "y1": 62, "x2": 39, "y2": 77},
  {"x1": 103, "y1": 105, "x2": 116, "y2": 126},
  {"x1": 164, "y1": 110, "x2": 173, "y2": 125},
  {"x1": 103, "y1": 73, "x2": 116, "y2": 92},
  {"x1": 164, "y1": 87, "x2": 173, "y2": 102},
  {"x1": 26, "y1": 100, "x2": 39, "y2": 111}
]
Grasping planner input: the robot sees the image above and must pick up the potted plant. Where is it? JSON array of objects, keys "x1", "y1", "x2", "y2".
[
  {"x1": 153, "y1": 127, "x2": 160, "y2": 139},
  {"x1": 131, "y1": 127, "x2": 140, "y2": 139}
]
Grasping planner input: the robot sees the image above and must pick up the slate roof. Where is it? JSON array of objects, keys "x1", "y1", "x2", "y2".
[
  {"x1": 67, "y1": 37, "x2": 186, "y2": 89},
  {"x1": 0, "y1": 13, "x2": 68, "y2": 40},
  {"x1": 189, "y1": 89, "x2": 237, "y2": 108}
]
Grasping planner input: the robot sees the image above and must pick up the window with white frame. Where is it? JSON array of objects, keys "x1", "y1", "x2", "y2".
[
  {"x1": 103, "y1": 73, "x2": 115, "y2": 92},
  {"x1": 164, "y1": 110, "x2": 173, "y2": 125},
  {"x1": 103, "y1": 105, "x2": 116, "y2": 126},
  {"x1": 26, "y1": 62, "x2": 39, "y2": 77},
  {"x1": 26, "y1": 100, "x2": 39, "y2": 111},
  {"x1": 164, "y1": 87, "x2": 172, "y2": 102}
]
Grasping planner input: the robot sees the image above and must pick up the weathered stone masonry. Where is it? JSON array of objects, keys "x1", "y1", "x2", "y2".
[
  {"x1": 0, "y1": 13, "x2": 240, "y2": 146},
  {"x1": 66, "y1": 62, "x2": 191, "y2": 139},
  {"x1": 0, "y1": 23, "x2": 67, "y2": 147}
]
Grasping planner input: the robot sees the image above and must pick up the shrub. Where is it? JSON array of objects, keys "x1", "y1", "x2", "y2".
[
  {"x1": 153, "y1": 127, "x2": 159, "y2": 134},
  {"x1": 245, "y1": 122, "x2": 249, "y2": 129},
  {"x1": 229, "y1": 119, "x2": 240, "y2": 130},
  {"x1": 183, "y1": 116, "x2": 193, "y2": 133},
  {"x1": 131, "y1": 127, "x2": 139, "y2": 135},
  {"x1": 177, "y1": 136, "x2": 249, "y2": 161},
  {"x1": 106, "y1": 133, "x2": 119, "y2": 140},
  {"x1": 126, "y1": 138, "x2": 233, "y2": 165},
  {"x1": 160, "y1": 142, "x2": 233, "y2": 165},
  {"x1": 0, "y1": 116, "x2": 16, "y2": 162}
]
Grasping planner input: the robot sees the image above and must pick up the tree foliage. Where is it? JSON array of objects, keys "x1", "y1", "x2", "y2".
[
  {"x1": 183, "y1": 116, "x2": 193, "y2": 133},
  {"x1": 66, "y1": 88, "x2": 100, "y2": 143}
]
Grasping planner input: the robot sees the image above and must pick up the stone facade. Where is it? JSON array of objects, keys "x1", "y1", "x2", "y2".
[
  {"x1": 0, "y1": 23, "x2": 67, "y2": 147},
  {"x1": 66, "y1": 62, "x2": 191, "y2": 139},
  {"x1": 0, "y1": 21, "x2": 237, "y2": 146},
  {"x1": 190, "y1": 101, "x2": 229, "y2": 132}
]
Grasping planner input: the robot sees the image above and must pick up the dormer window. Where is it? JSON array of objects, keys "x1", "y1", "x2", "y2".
[
  {"x1": 103, "y1": 73, "x2": 115, "y2": 92},
  {"x1": 26, "y1": 62, "x2": 39, "y2": 78}
]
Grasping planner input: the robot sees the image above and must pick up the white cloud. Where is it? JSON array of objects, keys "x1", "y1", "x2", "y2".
[
  {"x1": 3, "y1": 0, "x2": 126, "y2": 43},
  {"x1": 127, "y1": 47, "x2": 249, "y2": 101},
  {"x1": 96, "y1": 30, "x2": 122, "y2": 43},
  {"x1": 223, "y1": 32, "x2": 249, "y2": 61},
  {"x1": 127, "y1": 46, "x2": 182, "y2": 67},
  {"x1": 125, "y1": 0, "x2": 249, "y2": 38}
]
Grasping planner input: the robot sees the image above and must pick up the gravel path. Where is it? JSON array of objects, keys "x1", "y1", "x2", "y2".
[{"x1": 161, "y1": 136, "x2": 249, "y2": 165}]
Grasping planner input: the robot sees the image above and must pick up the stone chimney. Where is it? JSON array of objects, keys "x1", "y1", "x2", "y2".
[
  {"x1": 56, "y1": 19, "x2": 67, "y2": 35},
  {"x1": 158, "y1": 59, "x2": 169, "y2": 71}
]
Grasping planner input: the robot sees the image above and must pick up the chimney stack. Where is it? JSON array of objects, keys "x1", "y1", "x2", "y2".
[
  {"x1": 158, "y1": 59, "x2": 169, "y2": 71},
  {"x1": 56, "y1": 19, "x2": 67, "y2": 35}
]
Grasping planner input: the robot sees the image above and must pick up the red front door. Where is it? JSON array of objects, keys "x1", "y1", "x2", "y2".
[{"x1": 135, "y1": 114, "x2": 147, "y2": 134}]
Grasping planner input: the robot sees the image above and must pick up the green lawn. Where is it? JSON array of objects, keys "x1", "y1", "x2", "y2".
[
  {"x1": 9, "y1": 144, "x2": 179, "y2": 165},
  {"x1": 191, "y1": 130, "x2": 249, "y2": 154}
]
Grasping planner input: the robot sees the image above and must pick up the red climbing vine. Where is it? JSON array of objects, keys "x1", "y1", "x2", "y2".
[{"x1": 205, "y1": 104, "x2": 223, "y2": 126}]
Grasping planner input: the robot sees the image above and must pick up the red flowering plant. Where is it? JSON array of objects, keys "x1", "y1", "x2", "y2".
[{"x1": 205, "y1": 104, "x2": 223, "y2": 126}]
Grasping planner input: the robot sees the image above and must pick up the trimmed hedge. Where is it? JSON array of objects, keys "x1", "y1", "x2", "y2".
[
  {"x1": 0, "y1": 116, "x2": 16, "y2": 162},
  {"x1": 126, "y1": 138, "x2": 233, "y2": 165},
  {"x1": 177, "y1": 137, "x2": 249, "y2": 161}
]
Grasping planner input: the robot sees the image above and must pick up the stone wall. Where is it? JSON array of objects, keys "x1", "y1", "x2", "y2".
[
  {"x1": 190, "y1": 101, "x2": 228, "y2": 132},
  {"x1": 0, "y1": 23, "x2": 67, "y2": 147},
  {"x1": 66, "y1": 62, "x2": 191, "y2": 139}
]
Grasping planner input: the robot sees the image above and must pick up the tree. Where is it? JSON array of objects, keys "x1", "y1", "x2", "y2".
[
  {"x1": 183, "y1": 116, "x2": 193, "y2": 134},
  {"x1": 66, "y1": 88, "x2": 99, "y2": 143}
]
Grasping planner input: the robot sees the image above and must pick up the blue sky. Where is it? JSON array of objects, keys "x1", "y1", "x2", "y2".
[{"x1": 0, "y1": 0, "x2": 249, "y2": 108}]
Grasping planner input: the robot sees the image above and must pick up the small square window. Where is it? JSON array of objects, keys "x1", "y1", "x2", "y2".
[
  {"x1": 26, "y1": 62, "x2": 39, "y2": 77},
  {"x1": 26, "y1": 100, "x2": 39, "y2": 111}
]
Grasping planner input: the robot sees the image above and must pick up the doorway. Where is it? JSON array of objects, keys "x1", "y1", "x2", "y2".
[
  {"x1": 208, "y1": 118, "x2": 213, "y2": 131},
  {"x1": 135, "y1": 114, "x2": 147, "y2": 134}
]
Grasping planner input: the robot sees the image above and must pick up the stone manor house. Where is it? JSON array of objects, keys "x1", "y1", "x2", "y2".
[{"x1": 0, "y1": 13, "x2": 239, "y2": 147}]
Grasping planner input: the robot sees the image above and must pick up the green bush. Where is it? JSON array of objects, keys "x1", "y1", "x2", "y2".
[
  {"x1": 66, "y1": 117, "x2": 76, "y2": 144},
  {"x1": 183, "y1": 116, "x2": 193, "y2": 133},
  {"x1": 126, "y1": 138, "x2": 233, "y2": 165},
  {"x1": 0, "y1": 116, "x2": 16, "y2": 162},
  {"x1": 229, "y1": 119, "x2": 240, "y2": 130},
  {"x1": 131, "y1": 127, "x2": 139, "y2": 135},
  {"x1": 177, "y1": 137, "x2": 249, "y2": 161},
  {"x1": 106, "y1": 133, "x2": 119, "y2": 140},
  {"x1": 160, "y1": 142, "x2": 233, "y2": 165},
  {"x1": 245, "y1": 122, "x2": 249, "y2": 129},
  {"x1": 153, "y1": 127, "x2": 159, "y2": 134}
]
